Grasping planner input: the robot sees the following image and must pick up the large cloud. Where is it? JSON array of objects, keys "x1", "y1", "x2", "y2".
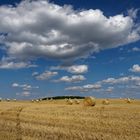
[{"x1": 0, "y1": 0, "x2": 140, "y2": 61}]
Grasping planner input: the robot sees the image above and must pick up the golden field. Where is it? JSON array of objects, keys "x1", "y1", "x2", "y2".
[{"x1": 0, "y1": 99, "x2": 140, "y2": 140}]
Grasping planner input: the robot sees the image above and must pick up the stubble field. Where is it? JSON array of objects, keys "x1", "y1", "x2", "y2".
[{"x1": 0, "y1": 99, "x2": 140, "y2": 140}]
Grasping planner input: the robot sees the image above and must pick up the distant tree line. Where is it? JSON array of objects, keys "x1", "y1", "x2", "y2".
[{"x1": 42, "y1": 96, "x2": 85, "y2": 100}]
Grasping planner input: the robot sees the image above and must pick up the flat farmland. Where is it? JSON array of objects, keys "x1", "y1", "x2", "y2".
[{"x1": 0, "y1": 99, "x2": 140, "y2": 140}]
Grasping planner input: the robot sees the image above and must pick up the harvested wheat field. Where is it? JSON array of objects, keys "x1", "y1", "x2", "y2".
[{"x1": 0, "y1": 99, "x2": 140, "y2": 140}]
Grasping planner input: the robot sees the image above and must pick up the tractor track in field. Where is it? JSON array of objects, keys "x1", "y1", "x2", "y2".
[{"x1": 0, "y1": 106, "x2": 25, "y2": 140}]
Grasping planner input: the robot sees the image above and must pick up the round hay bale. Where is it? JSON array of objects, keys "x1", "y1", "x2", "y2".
[
  {"x1": 31, "y1": 100, "x2": 34, "y2": 102},
  {"x1": 65, "y1": 98, "x2": 68, "y2": 101},
  {"x1": 13, "y1": 99, "x2": 17, "y2": 102},
  {"x1": 83, "y1": 96, "x2": 96, "y2": 106},
  {"x1": 74, "y1": 99, "x2": 80, "y2": 104},
  {"x1": 126, "y1": 98, "x2": 131, "y2": 103},
  {"x1": 39, "y1": 99, "x2": 42, "y2": 101},
  {"x1": 67, "y1": 99, "x2": 73, "y2": 105},
  {"x1": 36, "y1": 99, "x2": 39, "y2": 102},
  {"x1": 6, "y1": 98, "x2": 10, "y2": 102},
  {"x1": 102, "y1": 99, "x2": 110, "y2": 105}
]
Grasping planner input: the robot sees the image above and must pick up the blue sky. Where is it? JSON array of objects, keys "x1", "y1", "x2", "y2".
[{"x1": 0, "y1": 0, "x2": 140, "y2": 99}]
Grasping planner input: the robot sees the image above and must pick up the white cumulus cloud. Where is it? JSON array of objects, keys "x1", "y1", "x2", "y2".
[
  {"x1": 0, "y1": 0, "x2": 139, "y2": 62},
  {"x1": 54, "y1": 75, "x2": 86, "y2": 83},
  {"x1": 65, "y1": 75, "x2": 140, "y2": 93},
  {"x1": 51, "y1": 65, "x2": 88, "y2": 74},
  {"x1": 35, "y1": 71, "x2": 58, "y2": 80},
  {"x1": 129, "y1": 64, "x2": 140, "y2": 73},
  {"x1": 105, "y1": 87, "x2": 114, "y2": 93},
  {"x1": 67, "y1": 65, "x2": 88, "y2": 74},
  {"x1": 65, "y1": 83, "x2": 101, "y2": 92},
  {"x1": 21, "y1": 91, "x2": 31, "y2": 97},
  {"x1": 0, "y1": 57, "x2": 37, "y2": 69},
  {"x1": 12, "y1": 83, "x2": 39, "y2": 90},
  {"x1": 132, "y1": 47, "x2": 140, "y2": 52}
]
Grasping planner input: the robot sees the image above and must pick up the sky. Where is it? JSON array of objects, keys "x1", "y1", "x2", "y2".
[{"x1": 0, "y1": 0, "x2": 140, "y2": 99}]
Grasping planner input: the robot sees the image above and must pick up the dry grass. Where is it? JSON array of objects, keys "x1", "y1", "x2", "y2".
[{"x1": 0, "y1": 99, "x2": 140, "y2": 140}]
